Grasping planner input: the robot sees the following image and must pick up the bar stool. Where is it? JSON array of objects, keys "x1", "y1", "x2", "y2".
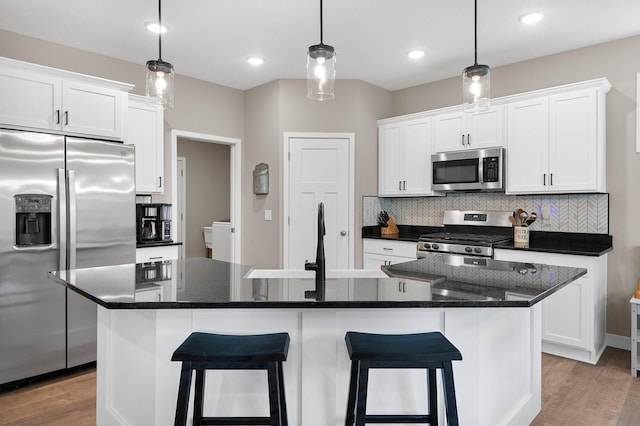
[
  {"x1": 172, "y1": 331, "x2": 290, "y2": 426},
  {"x1": 344, "y1": 331, "x2": 462, "y2": 426}
]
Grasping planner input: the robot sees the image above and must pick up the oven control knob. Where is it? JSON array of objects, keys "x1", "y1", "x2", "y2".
[
  {"x1": 432, "y1": 244, "x2": 439, "y2": 250},
  {"x1": 465, "y1": 247, "x2": 473, "y2": 253},
  {"x1": 474, "y1": 247, "x2": 482, "y2": 254},
  {"x1": 423, "y1": 243, "x2": 431, "y2": 249}
]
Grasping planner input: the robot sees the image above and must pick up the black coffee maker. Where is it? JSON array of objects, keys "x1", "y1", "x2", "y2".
[{"x1": 136, "y1": 203, "x2": 172, "y2": 243}]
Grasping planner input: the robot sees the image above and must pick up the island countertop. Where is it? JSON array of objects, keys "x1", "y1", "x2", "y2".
[{"x1": 48, "y1": 255, "x2": 586, "y2": 309}]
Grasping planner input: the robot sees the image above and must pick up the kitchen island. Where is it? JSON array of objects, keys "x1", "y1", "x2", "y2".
[{"x1": 48, "y1": 256, "x2": 586, "y2": 426}]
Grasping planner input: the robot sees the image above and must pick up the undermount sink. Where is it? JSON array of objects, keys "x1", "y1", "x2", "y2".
[{"x1": 244, "y1": 269, "x2": 388, "y2": 279}]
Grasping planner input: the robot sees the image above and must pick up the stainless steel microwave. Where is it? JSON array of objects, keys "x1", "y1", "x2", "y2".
[{"x1": 431, "y1": 147, "x2": 504, "y2": 192}]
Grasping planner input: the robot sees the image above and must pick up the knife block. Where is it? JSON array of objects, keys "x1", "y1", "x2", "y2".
[{"x1": 381, "y1": 217, "x2": 399, "y2": 235}]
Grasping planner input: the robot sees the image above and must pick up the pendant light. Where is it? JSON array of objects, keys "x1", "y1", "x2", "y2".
[
  {"x1": 462, "y1": 0, "x2": 490, "y2": 113},
  {"x1": 307, "y1": 0, "x2": 336, "y2": 101},
  {"x1": 146, "y1": 0, "x2": 174, "y2": 108}
]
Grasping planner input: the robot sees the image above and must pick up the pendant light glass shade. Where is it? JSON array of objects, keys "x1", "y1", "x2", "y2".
[
  {"x1": 307, "y1": 43, "x2": 336, "y2": 101},
  {"x1": 462, "y1": 64, "x2": 490, "y2": 112},
  {"x1": 146, "y1": 59, "x2": 174, "y2": 108},
  {"x1": 146, "y1": 0, "x2": 174, "y2": 108},
  {"x1": 462, "y1": 0, "x2": 490, "y2": 113}
]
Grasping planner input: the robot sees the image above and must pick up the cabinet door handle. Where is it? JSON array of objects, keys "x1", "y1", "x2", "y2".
[
  {"x1": 543, "y1": 174, "x2": 546, "y2": 186},
  {"x1": 467, "y1": 133, "x2": 470, "y2": 145},
  {"x1": 399, "y1": 181, "x2": 402, "y2": 190},
  {"x1": 403, "y1": 180, "x2": 406, "y2": 190},
  {"x1": 403, "y1": 281, "x2": 406, "y2": 293},
  {"x1": 159, "y1": 176, "x2": 162, "y2": 188},
  {"x1": 461, "y1": 134, "x2": 465, "y2": 146},
  {"x1": 55, "y1": 110, "x2": 60, "y2": 125},
  {"x1": 64, "y1": 111, "x2": 69, "y2": 126},
  {"x1": 398, "y1": 281, "x2": 402, "y2": 292},
  {"x1": 550, "y1": 173, "x2": 553, "y2": 186}
]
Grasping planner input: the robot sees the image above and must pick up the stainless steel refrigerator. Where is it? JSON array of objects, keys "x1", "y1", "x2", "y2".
[{"x1": 0, "y1": 128, "x2": 135, "y2": 387}]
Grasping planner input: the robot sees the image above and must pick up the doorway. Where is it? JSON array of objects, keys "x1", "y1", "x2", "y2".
[
  {"x1": 283, "y1": 132, "x2": 355, "y2": 270},
  {"x1": 170, "y1": 130, "x2": 242, "y2": 263}
]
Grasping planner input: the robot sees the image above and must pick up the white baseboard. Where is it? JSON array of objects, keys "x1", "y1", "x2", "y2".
[{"x1": 606, "y1": 333, "x2": 631, "y2": 351}]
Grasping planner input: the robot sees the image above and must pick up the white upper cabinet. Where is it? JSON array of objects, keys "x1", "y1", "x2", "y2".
[
  {"x1": 506, "y1": 79, "x2": 610, "y2": 194},
  {"x1": 127, "y1": 94, "x2": 164, "y2": 194},
  {"x1": 433, "y1": 105, "x2": 504, "y2": 153},
  {"x1": 0, "y1": 57, "x2": 131, "y2": 140},
  {"x1": 378, "y1": 116, "x2": 439, "y2": 197}
]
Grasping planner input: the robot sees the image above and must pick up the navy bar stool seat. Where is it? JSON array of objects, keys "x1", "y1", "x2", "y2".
[
  {"x1": 344, "y1": 331, "x2": 462, "y2": 426},
  {"x1": 172, "y1": 331, "x2": 290, "y2": 426}
]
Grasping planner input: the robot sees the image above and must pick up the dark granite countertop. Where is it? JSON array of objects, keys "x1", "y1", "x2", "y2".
[
  {"x1": 136, "y1": 241, "x2": 183, "y2": 248},
  {"x1": 362, "y1": 225, "x2": 443, "y2": 242},
  {"x1": 362, "y1": 226, "x2": 612, "y2": 256},
  {"x1": 48, "y1": 256, "x2": 586, "y2": 309}
]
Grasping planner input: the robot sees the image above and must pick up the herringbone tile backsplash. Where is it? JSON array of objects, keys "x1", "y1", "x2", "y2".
[{"x1": 363, "y1": 193, "x2": 609, "y2": 234}]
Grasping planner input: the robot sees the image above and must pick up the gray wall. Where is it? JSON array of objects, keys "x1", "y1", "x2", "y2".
[
  {"x1": 242, "y1": 79, "x2": 392, "y2": 268},
  {"x1": 391, "y1": 35, "x2": 640, "y2": 338},
  {"x1": 177, "y1": 139, "x2": 230, "y2": 258}
]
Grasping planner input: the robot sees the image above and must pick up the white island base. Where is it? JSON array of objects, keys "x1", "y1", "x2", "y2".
[{"x1": 97, "y1": 305, "x2": 541, "y2": 426}]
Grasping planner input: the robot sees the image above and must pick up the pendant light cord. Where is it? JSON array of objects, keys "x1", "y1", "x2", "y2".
[
  {"x1": 473, "y1": 0, "x2": 478, "y2": 66},
  {"x1": 319, "y1": 0, "x2": 324, "y2": 45},
  {"x1": 158, "y1": 0, "x2": 163, "y2": 60}
]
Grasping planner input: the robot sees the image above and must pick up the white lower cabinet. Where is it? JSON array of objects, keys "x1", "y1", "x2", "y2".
[
  {"x1": 362, "y1": 239, "x2": 417, "y2": 269},
  {"x1": 494, "y1": 249, "x2": 608, "y2": 364},
  {"x1": 136, "y1": 245, "x2": 179, "y2": 263}
]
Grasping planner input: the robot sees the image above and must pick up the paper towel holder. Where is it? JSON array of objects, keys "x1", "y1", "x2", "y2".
[{"x1": 253, "y1": 163, "x2": 269, "y2": 195}]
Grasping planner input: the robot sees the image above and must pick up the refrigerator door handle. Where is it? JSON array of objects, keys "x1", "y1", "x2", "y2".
[
  {"x1": 58, "y1": 168, "x2": 67, "y2": 271},
  {"x1": 68, "y1": 169, "x2": 77, "y2": 270}
]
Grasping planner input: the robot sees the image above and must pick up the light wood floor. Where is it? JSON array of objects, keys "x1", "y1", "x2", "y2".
[{"x1": 1, "y1": 347, "x2": 639, "y2": 425}]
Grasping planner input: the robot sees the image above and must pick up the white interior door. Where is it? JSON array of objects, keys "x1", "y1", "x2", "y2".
[{"x1": 286, "y1": 134, "x2": 353, "y2": 270}]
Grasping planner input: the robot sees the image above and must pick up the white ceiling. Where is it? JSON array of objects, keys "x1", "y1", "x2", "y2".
[{"x1": 1, "y1": 0, "x2": 639, "y2": 91}]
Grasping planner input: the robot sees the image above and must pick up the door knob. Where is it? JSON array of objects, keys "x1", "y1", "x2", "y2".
[{"x1": 340, "y1": 230, "x2": 347, "y2": 236}]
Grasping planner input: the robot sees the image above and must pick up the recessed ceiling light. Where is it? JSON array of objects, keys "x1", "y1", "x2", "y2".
[
  {"x1": 247, "y1": 57, "x2": 264, "y2": 66},
  {"x1": 145, "y1": 21, "x2": 168, "y2": 33},
  {"x1": 519, "y1": 11, "x2": 544, "y2": 25},
  {"x1": 407, "y1": 50, "x2": 425, "y2": 59}
]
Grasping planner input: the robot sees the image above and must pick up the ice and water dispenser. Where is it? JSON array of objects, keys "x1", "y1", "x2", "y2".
[{"x1": 14, "y1": 194, "x2": 53, "y2": 247}]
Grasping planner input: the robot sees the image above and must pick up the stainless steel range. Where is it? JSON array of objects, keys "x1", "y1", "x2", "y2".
[{"x1": 417, "y1": 210, "x2": 513, "y2": 258}]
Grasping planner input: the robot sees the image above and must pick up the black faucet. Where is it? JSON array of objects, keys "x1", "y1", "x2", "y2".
[{"x1": 304, "y1": 202, "x2": 326, "y2": 299}]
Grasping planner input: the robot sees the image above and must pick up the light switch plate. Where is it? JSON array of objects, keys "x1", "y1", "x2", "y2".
[{"x1": 265, "y1": 210, "x2": 272, "y2": 221}]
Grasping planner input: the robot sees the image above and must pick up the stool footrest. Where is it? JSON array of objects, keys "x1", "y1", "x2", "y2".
[
  {"x1": 201, "y1": 416, "x2": 273, "y2": 425},
  {"x1": 365, "y1": 414, "x2": 432, "y2": 423}
]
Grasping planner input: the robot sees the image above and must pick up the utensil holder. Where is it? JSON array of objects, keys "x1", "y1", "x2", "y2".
[
  {"x1": 381, "y1": 217, "x2": 399, "y2": 235},
  {"x1": 514, "y1": 226, "x2": 530, "y2": 248}
]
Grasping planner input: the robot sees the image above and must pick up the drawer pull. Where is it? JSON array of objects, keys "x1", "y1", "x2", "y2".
[
  {"x1": 382, "y1": 247, "x2": 393, "y2": 251},
  {"x1": 149, "y1": 256, "x2": 163, "y2": 260}
]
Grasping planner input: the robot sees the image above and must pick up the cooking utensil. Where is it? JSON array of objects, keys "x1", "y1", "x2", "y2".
[
  {"x1": 525, "y1": 212, "x2": 537, "y2": 226},
  {"x1": 508, "y1": 215, "x2": 517, "y2": 226},
  {"x1": 519, "y1": 211, "x2": 528, "y2": 226},
  {"x1": 512, "y1": 211, "x2": 520, "y2": 226}
]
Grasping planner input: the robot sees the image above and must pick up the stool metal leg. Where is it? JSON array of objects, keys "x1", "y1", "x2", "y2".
[
  {"x1": 267, "y1": 362, "x2": 283, "y2": 426},
  {"x1": 193, "y1": 369, "x2": 205, "y2": 426},
  {"x1": 277, "y1": 361, "x2": 289, "y2": 426},
  {"x1": 354, "y1": 361, "x2": 370, "y2": 426},
  {"x1": 174, "y1": 361, "x2": 193, "y2": 426},
  {"x1": 441, "y1": 362, "x2": 459, "y2": 426},
  {"x1": 345, "y1": 360, "x2": 359, "y2": 426},
  {"x1": 427, "y1": 368, "x2": 438, "y2": 425}
]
